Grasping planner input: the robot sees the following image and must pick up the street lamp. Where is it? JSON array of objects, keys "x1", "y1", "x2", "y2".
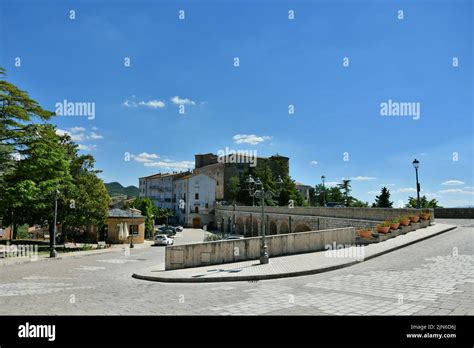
[
  {"x1": 130, "y1": 207, "x2": 135, "y2": 249},
  {"x1": 245, "y1": 175, "x2": 256, "y2": 206},
  {"x1": 412, "y1": 159, "x2": 421, "y2": 209},
  {"x1": 50, "y1": 189, "x2": 59, "y2": 258},
  {"x1": 321, "y1": 175, "x2": 326, "y2": 207},
  {"x1": 245, "y1": 174, "x2": 283, "y2": 264}
]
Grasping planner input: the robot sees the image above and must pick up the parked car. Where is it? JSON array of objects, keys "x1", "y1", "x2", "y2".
[
  {"x1": 158, "y1": 226, "x2": 176, "y2": 236},
  {"x1": 154, "y1": 234, "x2": 174, "y2": 246},
  {"x1": 224, "y1": 235, "x2": 245, "y2": 240},
  {"x1": 175, "y1": 226, "x2": 184, "y2": 232}
]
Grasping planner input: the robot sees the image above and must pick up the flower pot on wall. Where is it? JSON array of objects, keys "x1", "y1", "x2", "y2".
[
  {"x1": 399, "y1": 218, "x2": 410, "y2": 226},
  {"x1": 358, "y1": 230, "x2": 372, "y2": 239}
]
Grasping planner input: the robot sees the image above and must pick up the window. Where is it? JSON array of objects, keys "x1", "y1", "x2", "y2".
[
  {"x1": 130, "y1": 225, "x2": 139, "y2": 235},
  {"x1": 195, "y1": 206, "x2": 199, "y2": 213},
  {"x1": 205, "y1": 203, "x2": 209, "y2": 208},
  {"x1": 195, "y1": 193, "x2": 199, "y2": 200},
  {"x1": 216, "y1": 181, "x2": 219, "y2": 186}
]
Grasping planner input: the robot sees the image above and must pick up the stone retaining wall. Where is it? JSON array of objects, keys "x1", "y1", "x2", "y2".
[{"x1": 165, "y1": 227, "x2": 355, "y2": 270}]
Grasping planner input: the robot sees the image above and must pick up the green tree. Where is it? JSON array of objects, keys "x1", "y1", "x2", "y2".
[
  {"x1": 351, "y1": 199, "x2": 369, "y2": 207},
  {"x1": 338, "y1": 180, "x2": 352, "y2": 205},
  {"x1": 123, "y1": 197, "x2": 157, "y2": 237},
  {"x1": 0, "y1": 125, "x2": 73, "y2": 238},
  {"x1": 227, "y1": 176, "x2": 241, "y2": 203},
  {"x1": 372, "y1": 187, "x2": 393, "y2": 208},
  {"x1": 405, "y1": 195, "x2": 441, "y2": 208},
  {"x1": 0, "y1": 67, "x2": 54, "y2": 162}
]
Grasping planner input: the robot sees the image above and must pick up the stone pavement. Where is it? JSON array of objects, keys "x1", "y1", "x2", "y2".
[
  {"x1": 132, "y1": 223, "x2": 456, "y2": 282},
  {"x1": 0, "y1": 220, "x2": 472, "y2": 315}
]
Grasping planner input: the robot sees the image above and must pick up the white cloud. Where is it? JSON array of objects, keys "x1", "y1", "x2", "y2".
[
  {"x1": 367, "y1": 190, "x2": 379, "y2": 195},
  {"x1": 139, "y1": 100, "x2": 165, "y2": 108},
  {"x1": 123, "y1": 100, "x2": 137, "y2": 107},
  {"x1": 56, "y1": 128, "x2": 84, "y2": 142},
  {"x1": 397, "y1": 188, "x2": 417, "y2": 193},
  {"x1": 310, "y1": 161, "x2": 318, "y2": 165},
  {"x1": 132, "y1": 152, "x2": 160, "y2": 163},
  {"x1": 89, "y1": 131, "x2": 103, "y2": 140},
  {"x1": 69, "y1": 127, "x2": 86, "y2": 133},
  {"x1": 123, "y1": 98, "x2": 165, "y2": 108},
  {"x1": 350, "y1": 176, "x2": 377, "y2": 181},
  {"x1": 171, "y1": 96, "x2": 196, "y2": 105},
  {"x1": 441, "y1": 180, "x2": 465, "y2": 186},
  {"x1": 438, "y1": 189, "x2": 474, "y2": 195},
  {"x1": 144, "y1": 160, "x2": 195, "y2": 171},
  {"x1": 233, "y1": 134, "x2": 272, "y2": 145},
  {"x1": 77, "y1": 144, "x2": 96, "y2": 151}
]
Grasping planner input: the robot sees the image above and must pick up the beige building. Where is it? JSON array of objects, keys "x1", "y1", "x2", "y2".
[
  {"x1": 295, "y1": 182, "x2": 314, "y2": 204},
  {"x1": 174, "y1": 173, "x2": 216, "y2": 228},
  {"x1": 105, "y1": 208, "x2": 145, "y2": 244},
  {"x1": 194, "y1": 153, "x2": 290, "y2": 201}
]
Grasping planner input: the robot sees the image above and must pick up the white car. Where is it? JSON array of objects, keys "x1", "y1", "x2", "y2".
[{"x1": 154, "y1": 234, "x2": 174, "y2": 246}]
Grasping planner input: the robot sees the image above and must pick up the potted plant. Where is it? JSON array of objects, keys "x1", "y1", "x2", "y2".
[
  {"x1": 376, "y1": 221, "x2": 391, "y2": 234},
  {"x1": 357, "y1": 229, "x2": 372, "y2": 239},
  {"x1": 420, "y1": 210, "x2": 431, "y2": 220},
  {"x1": 408, "y1": 214, "x2": 420, "y2": 223},
  {"x1": 398, "y1": 216, "x2": 411, "y2": 226},
  {"x1": 390, "y1": 219, "x2": 400, "y2": 230}
]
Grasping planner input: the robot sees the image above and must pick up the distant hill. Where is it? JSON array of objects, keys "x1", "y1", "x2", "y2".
[{"x1": 105, "y1": 182, "x2": 139, "y2": 198}]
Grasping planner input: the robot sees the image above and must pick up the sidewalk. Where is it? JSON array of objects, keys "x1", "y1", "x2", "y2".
[
  {"x1": 132, "y1": 223, "x2": 457, "y2": 283},
  {"x1": 0, "y1": 240, "x2": 154, "y2": 267}
]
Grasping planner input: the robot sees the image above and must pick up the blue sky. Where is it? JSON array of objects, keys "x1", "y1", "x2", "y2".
[{"x1": 1, "y1": 0, "x2": 472, "y2": 207}]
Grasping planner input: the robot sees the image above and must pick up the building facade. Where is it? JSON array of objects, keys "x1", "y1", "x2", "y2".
[
  {"x1": 296, "y1": 182, "x2": 314, "y2": 204},
  {"x1": 193, "y1": 153, "x2": 289, "y2": 201},
  {"x1": 174, "y1": 173, "x2": 216, "y2": 228},
  {"x1": 138, "y1": 172, "x2": 190, "y2": 210}
]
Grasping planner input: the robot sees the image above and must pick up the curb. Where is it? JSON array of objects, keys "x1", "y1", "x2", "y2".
[
  {"x1": 0, "y1": 242, "x2": 153, "y2": 267},
  {"x1": 131, "y1": 225, "x2": 458, "y2": 283}
]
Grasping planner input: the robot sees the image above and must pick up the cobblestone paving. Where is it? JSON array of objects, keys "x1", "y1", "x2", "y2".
[{"x1": 0, "y1": 220, "x2": 472, "y2": 315}]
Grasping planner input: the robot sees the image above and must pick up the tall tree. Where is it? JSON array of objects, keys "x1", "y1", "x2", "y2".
[
  {"x1": 0, "y1": 67, "x2": 54, "y2": 157},
  {"x1": 405, "y1": 195, "x2": 441, "y2": 208},
  {"x1": 0, "y1": 125, "x2": 73, "y2": 238},
  {"x1": 372, "y1": 187, "x2": 393, "y2": 208},
  {"x1": 338, "y1": 180, "x2": 352, "y2": 205}
]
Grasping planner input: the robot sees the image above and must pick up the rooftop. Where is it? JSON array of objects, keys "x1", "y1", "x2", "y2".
[{"x1": 108, "y1": 208, "x2": 145, "y2": 218}]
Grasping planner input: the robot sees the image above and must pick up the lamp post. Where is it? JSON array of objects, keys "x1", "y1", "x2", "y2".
[
  {"x1": 321, "y1": 175, "x2": 326, "y2": 207},
  {"x1": 412, "y1": 159, "x2": 421, "y2": 209},
  {"x1": 129, "y1": 207, "x2": 135, "y2": 249},
  {"x1": 245, "y1": 174, "x2": 283, "y2": 264},
  {"x1": 232, "y1": 203, "x2": 236, "y2": 234},
  {"x1": 50, "y1": 189, "x2": 59, "y2": 258}
]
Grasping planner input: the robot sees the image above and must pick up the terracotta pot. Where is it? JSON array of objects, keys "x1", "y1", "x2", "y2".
[
  {"x1": 421, "y1": 213, "x2": 431, "y2": 220},
  {"x1": 410, "y1": 216, "x2": 420, "y2": 223},
  {"x1": 390, "y1": 223, "x2": 400, "y2": 230},
  {"x1": 399, "y1": 219, "x2": 410, "y2": 226},
  {"x1": 358, "y1": 230, "x2": 372, "y2": 239},
  {"x1": 377, "y1": 226, "x2": 390, "y2": 234}
]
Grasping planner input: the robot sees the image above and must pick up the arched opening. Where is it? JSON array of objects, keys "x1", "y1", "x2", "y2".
[
  {"x1": 192, "y1": 218, "x2": 201, "y2": 228},
  {"x1": 279, "y1": 221, "x2": 289, "y2": 234},
  {"x1": 245, "y1": 217, "x2": 252, "y2": 237},
  {"x1": 269, "y1": 221, "x2": 277, "y2": 235},
  {"x1": 294, "y1": 223, "x2": 311, "y2": 233},
  {"x1": 235, "y1": 217, "x2": 244, "y2": 235},
  {"x1": 252, "y1": 220, "x2": 259, "y2": 237}
]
